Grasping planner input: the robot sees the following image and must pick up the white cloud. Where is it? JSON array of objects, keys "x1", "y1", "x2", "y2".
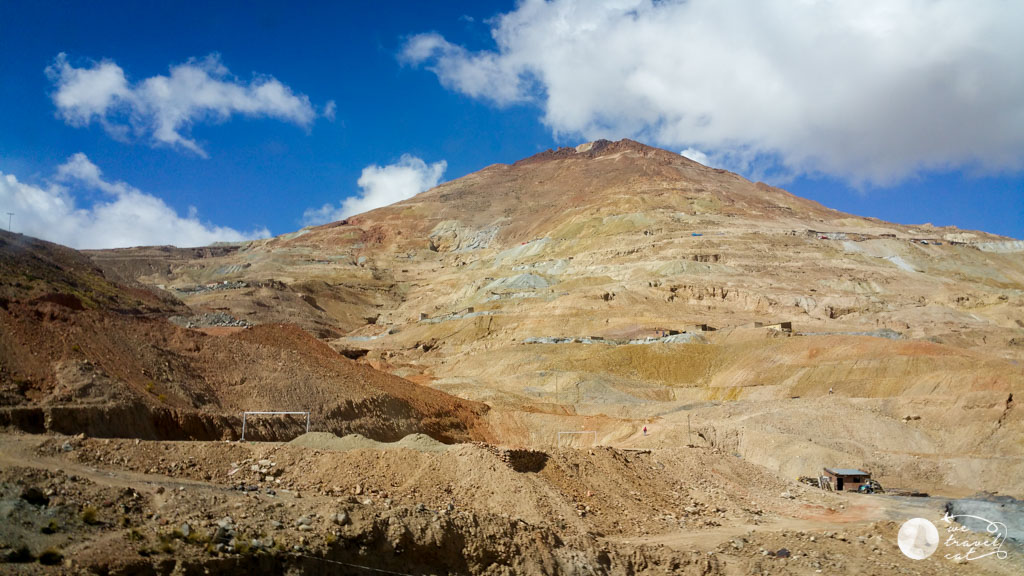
[
  {"x1": 403, "y1": 0, "x2": 1024, "y2": 185},
  {"x1": 303, "y1": 154, "x2": 446, "y2": 225},
  {"x1": 47, "y1": 53, "x2": 322, "y2": 157},
  {"x1": 680, "y1": 148, "x2": 710, "y2": 167},
  {"x1": 0, "y1": 154, "x2": 269, "y2": 249},
  {"x1": 401, "y1": 34, "x2": 529, "y2": 106}
]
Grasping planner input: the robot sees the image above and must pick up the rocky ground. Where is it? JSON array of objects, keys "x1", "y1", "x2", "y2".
[{"x1": 1, "y1": 432, "x2": 1021, "y2": 575}]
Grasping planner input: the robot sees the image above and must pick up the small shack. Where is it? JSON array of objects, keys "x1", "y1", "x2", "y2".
[
  {"x1": 754, "y1": 321, "x2": 793, "y2": 332},
  {"x1": 824, "y1": 467, "x2": 871, "y2": 492}
]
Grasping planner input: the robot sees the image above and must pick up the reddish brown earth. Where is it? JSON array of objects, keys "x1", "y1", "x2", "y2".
[{"x1": 0, "y1": 231, "x2": 489, "y2": 444}]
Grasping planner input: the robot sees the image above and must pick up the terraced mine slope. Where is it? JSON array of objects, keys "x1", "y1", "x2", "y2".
[
  {"x1": 87, "y1": 139, "x2": 1023, "y2": 496},
  {"x1": 2, "y1": 140, "x2": 1021, "y2": 574}
]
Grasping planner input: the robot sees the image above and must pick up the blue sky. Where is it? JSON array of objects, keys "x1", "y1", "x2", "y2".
[{"x1": 1, "y1": 1, "x2": 1021, "y2": 248}]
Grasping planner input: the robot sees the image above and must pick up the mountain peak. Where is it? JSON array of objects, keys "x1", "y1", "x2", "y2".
[{"x1": 514, "y1": 138, "x2": 682, "y2": 166}]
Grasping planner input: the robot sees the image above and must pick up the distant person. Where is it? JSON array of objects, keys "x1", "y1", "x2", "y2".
[
  {"x1": 829, "y1": 387, "x2": 834, "y2": 395},
  {"x1": 643, "y1": 426, "x2": 647, "y2": 436}
]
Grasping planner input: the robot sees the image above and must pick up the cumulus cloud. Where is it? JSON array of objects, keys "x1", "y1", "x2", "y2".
[
  {"x1": 403, "y1": 0, "x2": 1024, "y2": 185},
  {"x1": 401, "y1": 34, "x2": 530, "y2": 106},
  {"x1": 303, "y1": 154, "x2": 447, "y2": 225},
  {"x1": 680, "y1": 148, "x2": 710, "y2": 167},
  {"x1": 0, "y1": 154, "x2": 269, "y2": 249},
  {"x1": 47, "y1": 53, "x2": 322, "y2": 156}
]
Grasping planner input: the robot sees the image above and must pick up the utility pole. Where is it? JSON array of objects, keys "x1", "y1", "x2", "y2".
[{"x1": 5, "y1": 212, "x2": 12, "y2": 232}]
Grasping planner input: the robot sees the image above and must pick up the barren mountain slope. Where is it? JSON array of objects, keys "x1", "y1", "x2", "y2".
[{"x1": 86, "y1": 139, "x2": 1024, "y2": 496}]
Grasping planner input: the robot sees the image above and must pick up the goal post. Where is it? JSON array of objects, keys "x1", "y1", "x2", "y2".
[
  {"x1": 240, "y1": 411, "x2": 310, "y2": 441},
  {"x1": 557, "y1": 431, "x2": 598, "y2": 448}
]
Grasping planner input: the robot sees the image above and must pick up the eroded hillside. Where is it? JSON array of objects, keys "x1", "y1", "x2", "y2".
[{"x1": 0, "y1": 231, "x2": 490, "y2": 443}]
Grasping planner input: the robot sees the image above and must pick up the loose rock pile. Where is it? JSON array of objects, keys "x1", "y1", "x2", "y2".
[
  {"x1": 169, "y1": 312, "x2": 250, "y2": 329},
  {"x1": 473, "y1": 442, "x2": 550, "y2": 473}
]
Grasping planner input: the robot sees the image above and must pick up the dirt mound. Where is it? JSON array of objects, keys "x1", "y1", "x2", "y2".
[
  {"x1": 216, "y1": 323, "x2": 491, "y2": 442},
  {"x1": 288, "y1": 431, "x2": 450, "y2": 452}
]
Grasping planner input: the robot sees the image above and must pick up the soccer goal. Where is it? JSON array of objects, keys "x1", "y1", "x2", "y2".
[
  {"x1": 557, "y1": 431, "x2": 598, "y2": 448},
  {"x1": 240, "y1": 411, "x2": 310, "y2": 441}
]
